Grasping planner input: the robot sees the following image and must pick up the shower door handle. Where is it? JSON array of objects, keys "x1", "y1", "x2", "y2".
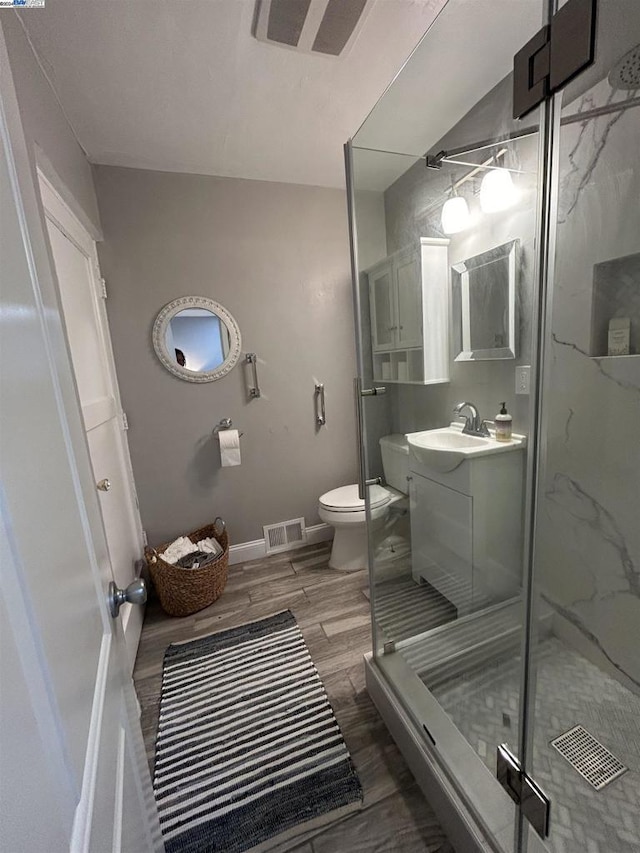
[{"x1": 354, "y1": 377, "x2": 386, "y2": 500}]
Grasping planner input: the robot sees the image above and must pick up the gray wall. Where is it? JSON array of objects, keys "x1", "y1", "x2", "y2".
[
  {"x1": 93, "y1": 166, "x2": 358, "y2": 547},
  {"x1": 1, "y1": 14, "x2": 100, "y2": 234}
]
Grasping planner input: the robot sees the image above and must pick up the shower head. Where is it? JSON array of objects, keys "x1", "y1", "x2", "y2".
[{"x1": 608, "y1": 43, "x2": 640, "y2": 90}]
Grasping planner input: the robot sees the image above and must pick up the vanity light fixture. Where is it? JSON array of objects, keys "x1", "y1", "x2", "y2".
[
  {"x1": 423, "y1": 148, "x2": 514, "y2": 229},
  {"x1": 441, "y1": 195, "x2": 471, "y2": 235},
  {"x1": 441, "y1": 176, "x2": 471, "y2": 235},
  {"x1": 480, "y1": 168, "x2": 518, "y2": 213}
]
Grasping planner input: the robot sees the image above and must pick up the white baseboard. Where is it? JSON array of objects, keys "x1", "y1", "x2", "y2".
[{"x1": 228, "y1": 523, "x2": 333, "y2": 566}]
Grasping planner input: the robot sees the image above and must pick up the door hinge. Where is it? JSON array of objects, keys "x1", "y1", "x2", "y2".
[
  {"x1": 141, "y1": 529, "x2": 148, "y2": 547},
  {"x1": 497, "y1": 744, "x2": 551, "y2": 839},
  {"x1": 100, "y1": 277, "x2": 107, "y2": 299},
  {"x1": 121, "y1": 411, "x2": 129, "y2": 430},
  {"x1": 513, "y1": 0, "x2": 596, "y2": 119}
]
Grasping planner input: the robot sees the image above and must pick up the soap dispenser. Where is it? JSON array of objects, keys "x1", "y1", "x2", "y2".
[{"x1": 495, "y1": 402, "x2": 512, "y2": 442}]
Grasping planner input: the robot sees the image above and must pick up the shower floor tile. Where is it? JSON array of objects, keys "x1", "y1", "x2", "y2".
[{"x1": 431, "y1": 637, "x2": 640, "y2": 853}]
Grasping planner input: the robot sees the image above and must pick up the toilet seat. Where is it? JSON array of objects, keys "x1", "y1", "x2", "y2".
[{"x1": 319, "y1": 483, "x2": 390, "y2": 513}]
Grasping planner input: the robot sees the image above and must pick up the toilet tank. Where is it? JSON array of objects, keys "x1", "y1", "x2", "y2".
[{"x1": 379, "y1": 434, "x2": 410, "y2": 494}]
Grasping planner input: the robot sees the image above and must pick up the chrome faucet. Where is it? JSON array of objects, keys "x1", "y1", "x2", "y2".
[{"x1": 453, "y1": 402, "x2": 490, "y2": 437}]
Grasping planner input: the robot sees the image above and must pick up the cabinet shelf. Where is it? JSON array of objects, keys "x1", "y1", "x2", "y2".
[
  {"x1": 373, "y1": 378, "x2": 446, "y2": 386},
  {"x1": 373, "y1": 346, "x2": 423, "y2": 354}
]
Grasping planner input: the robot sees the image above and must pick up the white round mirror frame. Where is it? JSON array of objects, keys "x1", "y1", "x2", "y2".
[{"x1": 152, "y1": 296, "x2": 242, "y2": 383}]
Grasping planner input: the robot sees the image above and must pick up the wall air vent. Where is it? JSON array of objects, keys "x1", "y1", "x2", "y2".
[
  {"x1": 254, "y1": 0, "x2": 370, "y2": 57},
  {"x1": 263, "y1": 517, "x2": 307, "y2": 555}
]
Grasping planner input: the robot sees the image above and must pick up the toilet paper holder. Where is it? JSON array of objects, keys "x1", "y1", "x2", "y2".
[{"x1": 213, "y1": 418, "x2": 244, "y2": 438}]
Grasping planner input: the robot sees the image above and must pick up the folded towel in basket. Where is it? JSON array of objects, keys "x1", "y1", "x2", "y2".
[
  {"x1": 162, "y1": 536, "x2": 198, "y2": 565},
  {"x1": 161, "y1": 534, "x2": 223, "y2": 566},
  {"x1": 175, "y1": 550, "x2": 218, "y2": 570},
  {"x1": 196, "y1": 537, "x2": 223, "y2": 557}
]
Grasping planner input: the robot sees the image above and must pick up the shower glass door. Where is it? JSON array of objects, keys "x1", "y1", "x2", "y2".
[
  {"x1": 347, "y1": 0, "x2": 549, "y2": 848},
  {"x1": 347, "y1": 0, "x2": 639, "y2": 850},
  {"x1": 522, "y1": 2, "x2": 640, "y2": 851}
]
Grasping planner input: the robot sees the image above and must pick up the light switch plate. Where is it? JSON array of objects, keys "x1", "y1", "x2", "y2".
[{"x1": 516, "y1": 365, "x2": 531, "y2": 395}]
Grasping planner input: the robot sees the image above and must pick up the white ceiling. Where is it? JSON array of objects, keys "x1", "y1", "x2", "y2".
[
  {"x1": 18, "y1": 0, "x2": 448, "y2": 188},
  {"x1": 353, "y1": 0, "x2": 543, "y2": 156}
]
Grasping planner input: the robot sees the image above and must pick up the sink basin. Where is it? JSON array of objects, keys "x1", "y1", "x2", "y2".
[{"x1": 407, "y1": 424, "x2": 526, "y2": 472}]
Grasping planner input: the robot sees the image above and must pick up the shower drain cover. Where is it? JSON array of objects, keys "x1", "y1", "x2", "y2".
[{"x1": 550, "y1": 725, "x2": 628, "y2": 790}]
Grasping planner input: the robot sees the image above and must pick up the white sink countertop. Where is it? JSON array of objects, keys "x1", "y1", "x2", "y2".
[{"x1": 406, "y1": 422, "x2": 527, "y2": 473}]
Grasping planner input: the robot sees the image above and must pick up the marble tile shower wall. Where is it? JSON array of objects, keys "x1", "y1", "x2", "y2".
[
  {"x1": 382, "y1": 133, "x2": 539, "y2": 436},
  {"x1": 536, "y1": 78, "x2": 640, "y2": 688}
]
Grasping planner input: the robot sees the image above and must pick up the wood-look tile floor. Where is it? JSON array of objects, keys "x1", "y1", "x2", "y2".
[{"x1": 133, "y1": 542, "x2": 454, "y2": 853}]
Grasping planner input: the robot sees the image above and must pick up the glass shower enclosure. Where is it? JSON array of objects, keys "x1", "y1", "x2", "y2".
[{"x1": 345, "y1": 1, "x2": 640, "y2": 851}]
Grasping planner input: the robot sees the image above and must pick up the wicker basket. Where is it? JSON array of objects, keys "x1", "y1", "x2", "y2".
[{"x1": 144, "y1": 517, "x2": 229, "y2": 617}]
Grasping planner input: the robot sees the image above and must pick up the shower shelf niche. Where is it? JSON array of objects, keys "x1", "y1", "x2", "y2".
[{"x1": 590, "y1": 252, "x2": 639, "y2": 358}]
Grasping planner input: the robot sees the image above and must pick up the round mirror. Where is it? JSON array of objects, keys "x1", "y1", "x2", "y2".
[{"x1": 152, "y1": 297, "x2": 242, "y2": 382}]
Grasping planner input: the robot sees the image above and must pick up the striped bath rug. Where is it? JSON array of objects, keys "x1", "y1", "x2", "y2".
[{"x1": 153, "y1": 610, "x2": 363, "y2": 853}]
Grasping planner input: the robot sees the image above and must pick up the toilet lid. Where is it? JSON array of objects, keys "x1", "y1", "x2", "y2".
[{"x1": 319, "y1": 484, "x2": 390, "y2": 512}]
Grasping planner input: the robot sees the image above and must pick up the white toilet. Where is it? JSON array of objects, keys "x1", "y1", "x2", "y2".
[{"x1": 318, "y1": 434, "x2": 409, "y2": 572}]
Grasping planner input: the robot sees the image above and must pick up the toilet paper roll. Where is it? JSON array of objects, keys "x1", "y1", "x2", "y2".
[{"x1": 218, "y1": 429, "x2": 241, "y2": 467}]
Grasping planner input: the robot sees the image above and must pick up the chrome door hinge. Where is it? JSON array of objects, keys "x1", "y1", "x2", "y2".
[
  {"x1": 141, "y1": 529, "x2": 148, "y2": 546},
  {"x1": 513, "y1": 0, "x2": 596, "y2": 119},
  {"x1": 121, "y1": 411, "x2": 129, "y2": 430},
  {"x1": 100, "y1": 277, "x2": 107, "y2": 299},
  {"x1": 497, "y1": 744, "x2": 551, "y2": 839}
]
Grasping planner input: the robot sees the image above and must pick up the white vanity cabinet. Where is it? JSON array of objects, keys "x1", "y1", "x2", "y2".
[
  {"x1": 367, "y1": 238, "x2": 450, "y2": 384},
  {"x1": 409, "y1": 450, "x2": 525, "y2": 615}
]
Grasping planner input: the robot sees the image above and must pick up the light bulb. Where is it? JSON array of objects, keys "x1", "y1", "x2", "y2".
[
  {"x1": 441, "y1": 196, "x2": 471, "y2": 235},
  {"x1": 480, "y1": 169, "x2": 517, "y2": 213}
]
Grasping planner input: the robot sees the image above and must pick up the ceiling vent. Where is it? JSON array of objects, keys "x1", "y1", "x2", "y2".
[{"x1": 254, "y1": 0, "x2": 370, "y2": 57}]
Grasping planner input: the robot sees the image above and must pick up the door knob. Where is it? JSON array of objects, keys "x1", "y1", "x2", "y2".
[
  {"x1": 97, "y1": 478, "x2": 111, "y2": 492},
  {"x1": 108, "y1": 578, "x2": 147, "y2": 618}
]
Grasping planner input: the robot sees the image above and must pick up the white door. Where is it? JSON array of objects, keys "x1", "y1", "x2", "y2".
[
  {"x1": 39, "y1": 175, "x2": 144, "y2": 667},
  {"x1": 0, "y1": 29, "x2": 161, "y2": 853}
]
